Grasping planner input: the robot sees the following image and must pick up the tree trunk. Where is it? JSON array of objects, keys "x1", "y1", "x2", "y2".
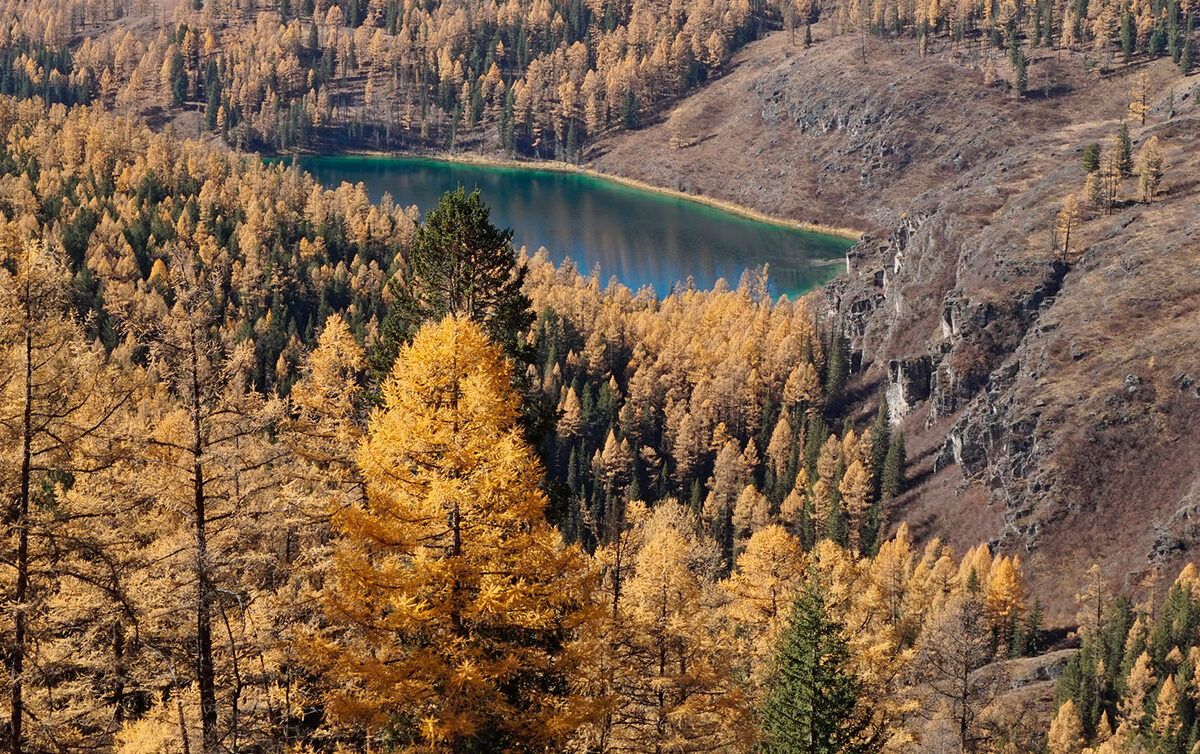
[
  {"x1": 190, "y1": 331, "x2": 218, "y2": 752},
  {"x1": 8, "y1": 300, "x2": 34, "y2": 754}
]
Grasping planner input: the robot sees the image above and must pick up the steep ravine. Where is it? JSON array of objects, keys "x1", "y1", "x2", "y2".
[
  {"x1": 593, "y1": 27, "x2": 1200, "y2": 618},
  {"x1": 826, "y1": 75, "x2": 1200, "y2": 619}
]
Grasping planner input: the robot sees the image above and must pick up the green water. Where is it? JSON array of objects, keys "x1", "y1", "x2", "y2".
[{"x1": 288, "y1": 155, "x2": 853, "y2": 298}]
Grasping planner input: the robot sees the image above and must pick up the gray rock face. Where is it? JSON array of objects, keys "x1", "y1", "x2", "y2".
[
  {"x1": 1153, "y1": 478, "x2": 1200, "y2": 559},
  {"x1": 823, "y1": 135, "x2": 1150, "y2": 560},
  {"x1": 825, "y1": 106, "x2": 1200, "y2": 604},
  {"x1": 886, "y1": 357, "x2": 933, "y2": 425}
]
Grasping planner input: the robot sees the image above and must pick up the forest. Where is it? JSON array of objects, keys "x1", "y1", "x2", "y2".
[
  {"x1": 0, "y1": 0, "x2": 1196, "y2": 746},
  {"x1": 0, "y1": 94, "x2": 1198, "y2": 754},
  {"x1": 0, "y1": 0, "x2": 1192, "y2": 157}
]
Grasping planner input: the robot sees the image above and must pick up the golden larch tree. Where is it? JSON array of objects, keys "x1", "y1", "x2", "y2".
[
  {"x1": 1056, "y1": 194, "x2": 1080, "y2": 262},
  {"x1": 0, "y1": 243, "x2": 134, "y2": 754},
  {"x1": 984, "y1": 555, "x2": 1025, "y2": 649},
  {"x1": 839, "y1": 459, "x2": 873, "y2": 552},
  {"x1": 1127, "y1": 72, "x2": 1150, "y2": 125},
  {"x1": 605, "y1": 501, "x2": 753, "y2": 751},
  {"x1": 1137, "y1": 135, "x2": 1163, "y2": 203},
  {"x1": 316, "y1": 315, "x2": 596, "y2": 751},
  {"x1": 1047, "y1": 699, "x2": 1086, "y2": 754},
  {"x1": 724, "y1": 524, "x2": 806, "y2": 692}
]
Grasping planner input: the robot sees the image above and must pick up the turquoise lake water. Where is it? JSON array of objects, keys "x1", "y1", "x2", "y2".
[{"x1": 290, "y1": 155, "x2": 852, "y2": 297}]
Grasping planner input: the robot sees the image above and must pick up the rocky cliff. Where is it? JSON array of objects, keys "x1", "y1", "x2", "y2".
[
  {"x1": 592, "y1": 29, "x2": 1200, "y2": 618},
  {"x1": 826, "y1": 73, "x2": 1200, "y2": 618}
]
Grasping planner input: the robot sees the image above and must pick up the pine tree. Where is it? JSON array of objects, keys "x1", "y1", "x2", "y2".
[
  {"x1": 880, "y1": 433, "x2": 906, "y2": 499},
  {"x1": 315, "y1": 316, "x2": 595, "y2": 750},
  {"x1": 1120, "y1": 9, "x2": 1136, "y2": 62},
  {"x1": 1009, "y1": 34, "x2": 1028, "y2": 97},
  {"x1": 1018, "y1": 598, "x2": 1045, "y2": 656},
  {"x1": 1116, "y1": 122, "x2": 1134, "y2": 177},
  {"x1": 868, "y1": 401, "x2": 890, "y2": 499},
  {"x1": 1082, "y1": 143, "x2": 1102, "y2": 173},
  {"x1": 760, "y1": 578, "x2": 884, "y2": 754},
  {"x1": 824, "y1": 329, "x2": 850, "y2": 407},
  {"x1": 370, "y1": 188, "x2": 534, "y2": 382}
]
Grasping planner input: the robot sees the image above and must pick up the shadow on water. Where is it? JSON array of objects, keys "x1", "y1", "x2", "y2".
[{"x1": 287, "y1": 155, "x2": 854, "y2": 299}]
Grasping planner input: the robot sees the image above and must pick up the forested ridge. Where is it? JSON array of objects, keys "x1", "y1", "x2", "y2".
[
  {"x1": 0, "y1": 0, "x2": 1193, "y2": 158},
  {"x1": 0, "y1": 95, "x2": 1198, "y2": 754}
]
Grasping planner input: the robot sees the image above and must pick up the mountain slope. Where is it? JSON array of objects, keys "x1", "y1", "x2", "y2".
[{"x1": 588, "y1": 27, "x2": 1200, "y2": 618}]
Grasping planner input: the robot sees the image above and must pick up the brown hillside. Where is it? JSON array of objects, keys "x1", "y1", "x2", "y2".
[
  {"x1": 588, "y1": 28, "x2": 1200, "y2": 621},
  {"x1": 589, "y1": 27, "x2": 1115, "y2": 233}
]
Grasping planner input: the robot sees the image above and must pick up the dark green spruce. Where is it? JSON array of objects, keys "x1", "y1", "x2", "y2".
[
  {"x1": 370, "y1": 187, "x2": 534, "y2": 383},
  {"x1": 760, "y1": 579, "x2": 883, "y2": 754}
]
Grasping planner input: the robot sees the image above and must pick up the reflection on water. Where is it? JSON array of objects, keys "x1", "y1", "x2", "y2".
[{"x1": 290, "y1": 155, "x2": 853, "y2": 298}]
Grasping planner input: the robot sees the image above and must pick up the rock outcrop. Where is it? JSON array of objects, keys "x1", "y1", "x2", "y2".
[
  {"x1": 595, "y1": 24, "x2": 1200, "y2": 617},
  {"x1": 826, "y1": 70, "x2": 1200, "y2": 616}
]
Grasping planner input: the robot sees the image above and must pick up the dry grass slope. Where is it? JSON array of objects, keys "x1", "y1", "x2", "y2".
[{"x1": 589, "y1": 25, "x2": 1200, "y2": 620}]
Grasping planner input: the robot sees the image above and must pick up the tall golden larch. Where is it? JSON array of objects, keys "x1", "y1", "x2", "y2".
[
  {"x1": 811, "y1": 478, "x2": 835, "y2": 540},
  {"x1": 1137, "y1": 135, "x2": 1163, "y2": 203},
  {"x1": 1127, "y1": 71, "x2": 1151, "y2": 125},
  {"x1": 817, "y1": 433, "x2": 844, "y2": 488},
  {"x1": 780, "y1": 468, "x2": 809, "y2": 534},
  {"x1": 870, "y1": 523, "x2": 917, "y2": 636},
  {"x1": 984, "y1": 555, "x2": 1025, "y2": 648},
  {"x1": 766, "y1": 412, "x2": 793, "y2": 480},
  {"x1": 724, "y1": 524, "x2": 806, "y2": 690},
  {"x1": 732, "y1": 484, "x2": 771, "y2": 548},
  {"x1": 607, "y1": 501, "x2": 752, "y2": 751},
  {"x1": 782, "y1": 360, "x2": 823, "y2": 413},
  {"x1": 839, "y1": 459, "x2": 873, "y2": 552},
  {"x1": 1151, "y1": 674, "x2": 1184, "y2": 744},
  {"x1": 1047, "y1": 699, "x2": 1086, "y2": 754},
  {"x1": 0, "y1": 243, "x2": 136, "y2": 754},
  {"x1": 1121, "y1": 651, "x2": 1156, "y2": 728},
  {"x1": 316, "y1": 315, "x2": 597, "y2": 751}
]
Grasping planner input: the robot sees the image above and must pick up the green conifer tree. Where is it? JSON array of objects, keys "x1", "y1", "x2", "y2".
[
  {"x1": 1008, "y1": 35, "x2": 1028, "y2": 97},
  {"x1": 880, "y1": 433, "x2": 906, "y2": 500},
  {"x1": 1116, "y1": 122, "x2": 1134, "y2": 177},
  {"x1": 824, "y1": 329, "x2": 850, "y2": 407},
  {"x1": 369, "y1": 188, "x2": 534, "y2": 383},
  {"x1": 1121, "y1": 10, "x2": 1136, "y2": 62},
  {"x1": 760, "y1": 579, "x2": 884, "y2": 754},
  {"x1": 1017, "y1": 597, "x2": 1045, "y2": 656},
  {"x1": 869, "y1": 401, "x2": 891, "y2": 499}
]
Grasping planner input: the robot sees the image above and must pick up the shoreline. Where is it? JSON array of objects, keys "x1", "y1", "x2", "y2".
[{"x1": 275, "y1": 147, "x2": 863, "y2": 242}]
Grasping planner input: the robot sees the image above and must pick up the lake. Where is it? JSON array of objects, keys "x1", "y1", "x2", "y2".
[{"x1": 290, "y1": 155, "x2": 853, "y2": 298}]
